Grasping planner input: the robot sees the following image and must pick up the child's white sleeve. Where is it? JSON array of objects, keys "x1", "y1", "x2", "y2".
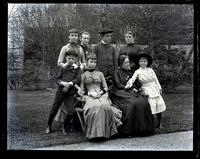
[
  {"x1": 151, "y1": 68, "x2": 162, "y2": 89},
  {"x1": 129, "y1": 70, "x2": 138, "y2": 83}
]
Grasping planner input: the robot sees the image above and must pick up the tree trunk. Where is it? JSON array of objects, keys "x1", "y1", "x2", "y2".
[{"x1": 149, "y1": 39, "x2": 155, "y2": 58}]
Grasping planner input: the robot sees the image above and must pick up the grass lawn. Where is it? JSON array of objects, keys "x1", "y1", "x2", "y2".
[{"x1": 7, "y1": 87, "x2": 193, "y2": 150}]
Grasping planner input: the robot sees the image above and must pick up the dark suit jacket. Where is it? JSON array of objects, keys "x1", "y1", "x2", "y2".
[
  {"x1": 92, "y1": 42, "x2": 118, "y2": 78},
  {"x1": 56, "y1": 65, "x2": 81, "y2": 95}
]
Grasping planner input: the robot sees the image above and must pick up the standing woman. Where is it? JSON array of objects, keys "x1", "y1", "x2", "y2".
[
  {"x1": 109, "y1": 55, "x2": 154, "y2": 137},
  {"x1": 78, "y1": 53, "x2": 122, "y2": 141},
  {"x1": 119, "y1": 30, "x2": 142, "y2": 72}
]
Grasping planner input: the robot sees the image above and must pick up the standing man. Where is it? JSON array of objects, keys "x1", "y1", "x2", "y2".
[
  {"x1": 92, "y1": 27, "x2": 118, "y2": 89},
  {"x1": 57, "y1": 28, "x2": 86, "y2": 69},
  {"x1": 79, "y1": 30, "x2": 92, "y2": 61}
]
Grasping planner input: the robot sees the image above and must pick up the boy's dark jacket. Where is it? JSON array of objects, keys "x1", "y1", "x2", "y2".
[{"x1": 56, "y1": 65, "x2": 81, "y2": 95}]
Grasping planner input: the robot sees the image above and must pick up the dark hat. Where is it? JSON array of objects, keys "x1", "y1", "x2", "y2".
[
  {"x1": 99, "y1": 27, "x2": 114, "y2": 36},
  {"x1": 69, "y1": 28, "x2": 78, "y2": 34},
  {"x1": 137, "y1": 53, "x2": 153, "y2": 67},
  {"x1": 65, "y1": 49, "x2": 79, "y2": 57}
]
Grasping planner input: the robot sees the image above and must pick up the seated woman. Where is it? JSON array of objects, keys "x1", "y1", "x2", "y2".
[
  {"x1": 109, "y1": 55, "x2": 154, "y2": 137},
  {"x1": 78, "y1": 53, "x2": 122, "y2": 141}
]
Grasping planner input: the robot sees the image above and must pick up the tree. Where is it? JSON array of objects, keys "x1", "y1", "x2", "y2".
[
  {"x1": 21, "y1": 59, "x2": 43, "y2": 90},
  {"x1": 8, "y1": 4, "x2": 194, "y2": 90}
]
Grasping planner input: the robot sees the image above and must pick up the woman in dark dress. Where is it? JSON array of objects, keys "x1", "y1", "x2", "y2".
[
  {"x1": 109, "y1": 55, "x2": 154, "y2": 137},
  {"x1": 119, "y1": 30, "x2": 142, "y2": 72}
]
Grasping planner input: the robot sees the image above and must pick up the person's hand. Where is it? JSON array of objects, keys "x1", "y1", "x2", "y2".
[
  {"x1": 62, "y1": 62, "x2": 69, "y2": 68},
  {"x1": 78, "y1": 89, "x2": 84, "y2": 97},
  {"x1": 72, "y1": 63, "x2": 78, "y2": 69},
  {"x1": 88, "y1": 92, "x2": 98, "y2": 99},
  {"x1": 133, "y1": 88, "x2": 138, "y2": 92},
  {"x1": 125, "y1": 80, "x2": 133, "y2": 89},
  {"x1": 141, "y1": 89, "x2": 149, "y2": 97},
  {"x1": 96, "y1": 90, "x2": 103, "y2": 99},
  {"x1": 62, "y1": 82, "x2": 71, "y2": 88},
  {"x1": 80, "y1": 63, "x2": 86, "y2": 70},
  {"x1": 63, "y1": 86, "x2": 69, "y2": 93}
]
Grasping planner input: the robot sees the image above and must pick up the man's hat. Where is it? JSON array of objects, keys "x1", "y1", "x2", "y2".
[
  {"x1": 69, "y1": 28, "x2": 78, "y2": 34},
  {"x1": 65, "y1": 49, "x2": 79, "y2": 57},
  {"x1": 136, "y1": 53, "x2": 153, "y2": 67},
  {"x1": 99, "y1": 27, "x2": 114, "y2": 36}
]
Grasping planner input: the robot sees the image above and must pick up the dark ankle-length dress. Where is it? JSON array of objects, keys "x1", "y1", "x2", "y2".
[{"x1": 109, "y1": 68, "x2": 154, "y2": 136}]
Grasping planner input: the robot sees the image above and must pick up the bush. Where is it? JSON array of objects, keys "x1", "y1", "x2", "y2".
[
  {"x1": 149, "y1": 46, "x2": 193, "y2": 89},
  {"x1": 21, "y1": 59, "x2": 43, "y2": 90}
]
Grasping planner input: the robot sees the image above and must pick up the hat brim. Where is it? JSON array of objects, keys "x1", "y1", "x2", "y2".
[
  {"x1": 137, "y1": 53, "x2": 153, "y2": 67},
  {"x1": 99, "y1": 31, "x2": 114, "y2": 35}
]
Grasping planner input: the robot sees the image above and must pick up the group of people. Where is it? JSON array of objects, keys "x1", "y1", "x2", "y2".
[{"x1": 44, "y1": 27, "x2": 166, "y2": 141}]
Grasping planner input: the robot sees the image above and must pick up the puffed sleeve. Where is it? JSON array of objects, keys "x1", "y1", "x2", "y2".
[
  {"x1": 57, "y1": 45, "x2": 67, "y2": 67},
  {"x1": 129, "y1": 70, "x2": 139, "y2": 84}
]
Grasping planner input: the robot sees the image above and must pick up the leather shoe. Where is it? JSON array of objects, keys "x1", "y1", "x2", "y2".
[
  {"x1": 45, "y1": 126, "x2": 51, "y2": 134},
  {"x1": 62, "y1": 128, "x2": 71, "y2": 135}
]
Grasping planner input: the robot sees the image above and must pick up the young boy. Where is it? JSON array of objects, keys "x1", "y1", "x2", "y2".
[
  {"x1": 57, "y1": 28, "x2": 86, "y2": 69},
  {"x1": 45, "y1": 50, "x2": 82, "y2": 134},
  {"x1": 79, "y1": 30, "x2": 92, "y2": 60}
]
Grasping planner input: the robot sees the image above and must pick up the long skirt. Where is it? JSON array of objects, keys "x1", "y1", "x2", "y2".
[
  {"x1": 83, "y1": 93, "x2": 122, "y2": 139},
  {"x1": 110, "y1": 90, "x2": 154, "y2": 135}
]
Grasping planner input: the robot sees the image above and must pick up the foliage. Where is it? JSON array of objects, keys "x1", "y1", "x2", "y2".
[
  {"x1": 21, "y1": 58, "x2": 43, "y2": 90},
  {"x1": 8, "y1": 4, "x2": 194, "y2": 89},
  {"x1": 149, "y1": 46, "x2": 193, "y2": 88}
]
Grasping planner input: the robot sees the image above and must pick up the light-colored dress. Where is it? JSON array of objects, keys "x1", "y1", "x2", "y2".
[
  {"x1": 82, "y1": 70, "x2": 122, "y2": 139},
  {"x1": 129, "y1": 67, "x2": 166, "y2": 114}
]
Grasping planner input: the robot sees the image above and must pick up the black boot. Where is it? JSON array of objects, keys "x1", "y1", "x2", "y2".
[
  {"x1": 62, "y1": 125, "x2": 71, "y2": 135},
  {"x1": 62, "y1": 115, "x2": 73, "y2": 134},
  {"x1": 157, "y1": 113, "x2": 163, "y2": 129}
]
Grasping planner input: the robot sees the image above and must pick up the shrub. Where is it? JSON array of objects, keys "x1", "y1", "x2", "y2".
[{"x1": 150, "y1": 46, "x2": 193, "y2": 89}]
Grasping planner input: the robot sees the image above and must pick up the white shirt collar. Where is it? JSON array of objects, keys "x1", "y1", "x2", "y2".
[{"x1": 101, "y1": 40, "x2": 108, "y2": 44}]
